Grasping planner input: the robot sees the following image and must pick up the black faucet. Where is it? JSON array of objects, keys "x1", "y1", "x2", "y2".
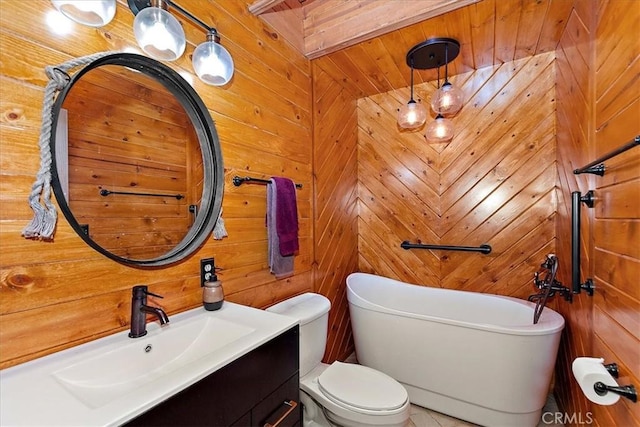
[{"x1": 129, "y1": 285, "x2": 170, "y2": 338}]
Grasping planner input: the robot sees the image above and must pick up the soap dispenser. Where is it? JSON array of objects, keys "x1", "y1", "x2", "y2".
[{"x1": 203, "y1": 273, "x2": 224, "y2": 311}]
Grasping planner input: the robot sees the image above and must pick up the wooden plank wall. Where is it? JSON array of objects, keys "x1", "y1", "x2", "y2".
[
  {"x1": 591, "y1": 1, "x2": 640, "y2": 424},
  {"x1": 0, "y1": 0, "x2": 313, "y2": 369},
  {"x1": 311, "y1": 63, "x2": 359, "y2": 363},
  {"x1": 357, "y1": 52, "x2": 557, "y2": 300},
  {"x1": 556, "y1": 1, "x2": 640, "y2": 426},
  {"x1": 554, "y1": 0, "x2": 596, "y2": 421}
]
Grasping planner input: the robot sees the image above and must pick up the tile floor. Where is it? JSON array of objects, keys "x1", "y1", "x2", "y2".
[
  {"x1": 343, "y1": 353, "x2": 564, "y2": 427},
  {"x1": 407, "y1": 393, "x2": 563, "y2": 427}
]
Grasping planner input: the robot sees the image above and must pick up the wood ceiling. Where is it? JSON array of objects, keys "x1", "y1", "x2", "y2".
[
  {"x1": 249, "y1": 0, "x2": 480, "y2": 58},
  {"x1": 250, "y1": 0, "x2": 575, "y2": 98}
]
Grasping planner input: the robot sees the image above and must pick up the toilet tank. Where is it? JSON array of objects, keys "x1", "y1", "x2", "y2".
[{"x1": 266, "y1": 293, "x2": 331, "y2": 377}]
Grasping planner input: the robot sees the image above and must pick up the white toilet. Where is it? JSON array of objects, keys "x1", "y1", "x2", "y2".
[{"x1": 267, "y1": 293, "x2": 410, "y2": 427}]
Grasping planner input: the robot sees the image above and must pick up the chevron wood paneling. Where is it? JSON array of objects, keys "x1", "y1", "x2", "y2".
[
  {"x1": 357, "y1": 53, "x2": 557, "y2": 302},
  {"x1": 312, "y1": 64, "x2": 359, "y2": 363}
]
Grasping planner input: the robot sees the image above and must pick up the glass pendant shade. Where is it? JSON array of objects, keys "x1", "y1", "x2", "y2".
[
  {"x1": 425, "y1": 115, "x2": 454, "y2": 142},
  {"x1": 431, "y1": 81, "x2": 464, "y2": 116},
  {"x1": 192, "y1": 36, "x2": 235, "y2": 86},
  {"x1": 51, "y1": 0, "x2": 116, "y2": 27},
  {"x1": 133, "y1": 5, "x2": 185, "y2": 61},
  {"x1": 397, "y1": 100, "x2": 427, "y2": 129}
]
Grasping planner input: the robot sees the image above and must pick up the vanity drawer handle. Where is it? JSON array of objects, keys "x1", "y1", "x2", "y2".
[{"x1": 263, "y1": 400, "x2": 298, "y2": 427}]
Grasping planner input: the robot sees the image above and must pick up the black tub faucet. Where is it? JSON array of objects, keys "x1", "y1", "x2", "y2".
[{"x1": 129, "y1": 285, "x2": 170, "y2": 338}]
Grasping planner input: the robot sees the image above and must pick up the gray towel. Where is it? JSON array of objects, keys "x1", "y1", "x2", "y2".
[{"x1": 267, "y1": 178, "x2": 294, "y2": 278}]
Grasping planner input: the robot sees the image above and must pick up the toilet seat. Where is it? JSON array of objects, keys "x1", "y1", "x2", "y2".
[{"x1": 317, "y1": 362, "x2": 408, "y2": 414}]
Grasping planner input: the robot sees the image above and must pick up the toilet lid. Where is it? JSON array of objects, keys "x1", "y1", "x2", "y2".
[{"x1": 317, "y1": 362, "x2": 408, "y2": 412}]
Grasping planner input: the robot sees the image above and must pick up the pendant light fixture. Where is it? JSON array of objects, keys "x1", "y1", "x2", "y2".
[
  {"x1": 400, "y1": 37, "x2": 462, "y2": 142},
  {"x1": 430, "y1": 41, "x2": 464, "y2": 116},
  {"x1": 397, "y1": 58, "x2": 427, "y2": 129},
  {"x1": 128, "y1": 0, "x2": 235, "y2": 85},
  {"x1": 425, "y1": 114, "x2": 455, "y2": 142},
  {"x1": 51, "y1": 0, "x2": 116, "y2": 27}
]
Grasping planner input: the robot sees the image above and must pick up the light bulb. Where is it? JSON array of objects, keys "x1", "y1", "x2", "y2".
[
  {"x1": 133, "y1": 6, "x2": 185, "y2": 61},
  {"x1": 397, "y1": 100, "x2": 427, "y2": 129},
  {"x1": 46, "y1": 10, "x2": 74, "y2": 35},
  {"x1": 51, "y1": 0, "x2": 116, "y2": 27},
  {"x1": 192, "y1": 36, "x2": 234, "y2": 86},
  {"x1": 431, "y1": 82, "x2": 464, "y2": 116},
  {"x1": 425, "y1": 115, "x2": 454, "y2": 142}
]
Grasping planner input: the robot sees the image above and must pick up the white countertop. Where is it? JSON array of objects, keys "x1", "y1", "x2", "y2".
[{"x1": 0, "y1": 302, "x2": 298, "y2": 426}]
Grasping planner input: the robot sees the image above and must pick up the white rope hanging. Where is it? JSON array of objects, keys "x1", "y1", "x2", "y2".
[
  {"x1": 22, "y1": 52, "x2": 117, "y2": 241},
  {"x1": 212, "y1": 207, "x2": 228, "y2": 240}
]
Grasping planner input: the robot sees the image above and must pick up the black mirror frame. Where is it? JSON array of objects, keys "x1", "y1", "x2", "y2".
[{"x1": 50, "y1": 53, "x2": 224, "y2": 267}]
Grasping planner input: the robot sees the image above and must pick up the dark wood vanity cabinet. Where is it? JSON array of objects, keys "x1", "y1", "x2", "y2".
[{"x1": 125, "y1": 326, "x2": 300, "y2": 427}]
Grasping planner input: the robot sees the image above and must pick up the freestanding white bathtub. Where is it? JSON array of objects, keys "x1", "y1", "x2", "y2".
[{"x1": 346, "y1": 272, "x2": 564, "y2": 427}]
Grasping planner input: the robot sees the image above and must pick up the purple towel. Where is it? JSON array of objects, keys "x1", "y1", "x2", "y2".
[
  {"x1": 271, "y1": 177, "x2": 299, "y2": 256},
  {"x1": 267, "y1": 178, "x2": 297, "y2": 279}
]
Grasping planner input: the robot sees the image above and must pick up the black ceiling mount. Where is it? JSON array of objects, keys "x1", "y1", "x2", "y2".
[
  {"x1": 127, "y1": 0, "x2": 153, "y2": 15},
  {"x1": 406, "y1": 37, "x2": 460, "y2": 69}
]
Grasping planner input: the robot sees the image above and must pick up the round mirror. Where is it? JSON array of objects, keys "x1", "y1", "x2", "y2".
[{"x1": 50, "y1": 53, "x2": 223, "y2": 267}]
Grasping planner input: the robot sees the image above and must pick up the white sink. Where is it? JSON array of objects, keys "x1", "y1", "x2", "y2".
[
  {"x1": 0, "y1": 302, "x2": 298, "y2": 426},
  {"x1": 53, "y1": 316, "x2": 254, "y2": 408}
]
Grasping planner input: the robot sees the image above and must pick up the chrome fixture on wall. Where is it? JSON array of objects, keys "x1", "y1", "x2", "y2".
[
  {"x1": 398, "y1": 37, "x2": 463, "y2": 142},
  {"x1": 50, "y1": 0, "x2": 235, "y2": 86}
]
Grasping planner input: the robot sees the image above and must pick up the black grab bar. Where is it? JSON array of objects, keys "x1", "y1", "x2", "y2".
[
  {"x1": 571, "y1": 191, "x2": 595, "y2": 296},
  {"x1": 573, "y1": 135, "x2": 640, "y2": 176},
  {"x1": 401, "y1": 241, "x2": 492, "y2": 254}
]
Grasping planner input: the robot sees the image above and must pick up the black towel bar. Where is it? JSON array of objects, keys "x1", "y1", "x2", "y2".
[
  {"x1": 401, "y1": 241, "x2": 492, "y2": 254},
  {"x1": 232, "y1": 176, "x2": 303, "y2": 189},
  {"x1": 574, "y1": 135, "x2": 640, "y2": 176}
]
